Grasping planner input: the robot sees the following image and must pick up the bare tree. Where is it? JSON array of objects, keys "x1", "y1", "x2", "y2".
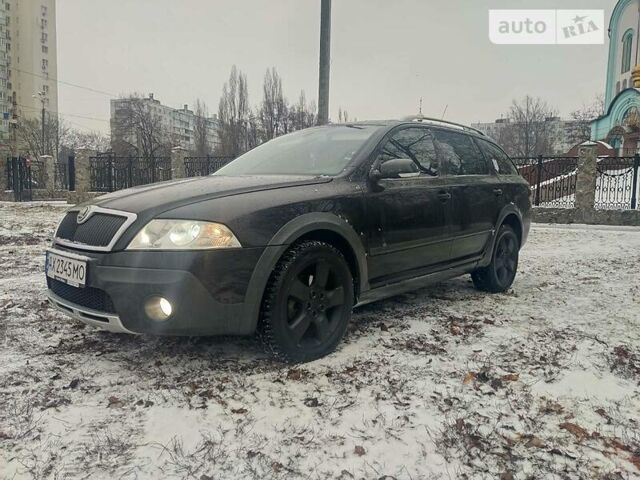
[
  {"x1": 288, "y1": 90, "x2": 317, "y2": 132},
  {"x1": 59, "y1": 129, "x2": 110, "y2": 161},
  {"x1": 217, "y1": 66, "x2": 250, "y2": 156},
  {"x1": 338, "y1": 107, "x2": 349, "y2": 123},
  {"x1": 498, "y1": 96, "x2": 558, "y2": 157},
  {"x1": 259, "y1": 67, "x2": 287, "y2": 141},
  {"x1": 193, "y1": 99, "x2": 210, "y2": 156},
  {"x1": 111, "y1": 93, "x2": 172, "y2": 157},
  {"x1": 17, "y1": 115, "x2": 69, "y2": 160},
  {"x1": 567, "y1": 94, "x2": 605, "y2": 146}
]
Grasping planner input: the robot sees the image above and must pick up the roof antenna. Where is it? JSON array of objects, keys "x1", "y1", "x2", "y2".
[
  {"x1": 441, "y1": 104, "x2": 448, "y2": 119},
  {"x1": 419, "y1": 97, "x2": 423, "y2": 115}
]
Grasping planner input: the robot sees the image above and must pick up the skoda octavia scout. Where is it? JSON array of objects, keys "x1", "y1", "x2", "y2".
[{"x1": 46, "y1": 116, "x2": 531, "y2": 362}]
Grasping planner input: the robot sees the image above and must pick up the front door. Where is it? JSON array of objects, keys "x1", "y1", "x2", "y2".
[
  {"x1": 366, "y1": 126, "x2": 453, "y2": 285},
  {"x1": 432, "y1": 129, "x2": 501, "y2": 261}
]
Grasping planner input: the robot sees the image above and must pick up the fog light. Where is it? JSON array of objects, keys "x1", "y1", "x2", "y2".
[{"x1": 144, "y1": 296, "x2": 173, "y2": 321}]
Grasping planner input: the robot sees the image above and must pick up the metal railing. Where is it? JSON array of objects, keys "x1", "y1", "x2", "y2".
[
  {"x1": 595, "y1": 155, "x2": 639, "y2": 210},
  {"x1": 184, "y1": 156, "x2": 234, "y2": 177},
  {"x1": 6, "y1": 157, "x2": 33, "y2": 201},
  {"x1": 54, "y1": 162, "x2": 68, "y2": 190},
  {"x1": 513, "y1": 154, "x2": 640, "y2": 210},
  {"x1": 90, "y1": 155, "x2": 172, "y2": 192},
  {"x1": 512, "y1": 156, "x2": 578, "y2": 208}
]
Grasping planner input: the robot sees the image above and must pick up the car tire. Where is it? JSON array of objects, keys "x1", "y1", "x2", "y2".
[
  {"x1": 471, "y1": 224, "x2": 519, "y2": 293},
  {"x1": 258, "y1": 240, "x2": 354, "y2": 363}
]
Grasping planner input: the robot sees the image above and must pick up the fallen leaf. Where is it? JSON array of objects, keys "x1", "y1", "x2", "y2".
[
  {"x1": 286, "y1": 369, "x2": 302, "y2": 381},
  {"x1": 271, "y1": 461, "x2": 283, "y2": 472},
  {"x1": 232, "y1": 407, "x2": 248, "y2": 414},
  {"x1": 500, "y1": 472, "x2": 514, "y2": 480},
  {"x1": 463, "y1": 372, "x2": 476, "y2": 385},
  {"x1": 107, "y1": 396, "x2": 123, "y2": 408},
  {"x1": 559, "y1": 422, "x2": 589, "y2": 440},
  {"x1": 501, "y1": 373, "x2": 519, "y2": 382},
  {"x1": 67, "y1": 378, "x2": 79, "y2": 389},
  {"x1": 354, "y1": 445, "x2": 366, "y2": 456},
  {"x1": 526, "y1": 436, "x2": 545, "y2": 448}
]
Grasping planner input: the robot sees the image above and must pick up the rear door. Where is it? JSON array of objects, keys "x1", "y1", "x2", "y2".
[
  {"x1": 476, "y1": 138, "x2": 522, "y2": 211},
  {"x1": 432, "y1": 129, "x2": 501, "y2": 261},
  {"x1": 366, "y1": 126, "x2": 453, "y2": 284}
]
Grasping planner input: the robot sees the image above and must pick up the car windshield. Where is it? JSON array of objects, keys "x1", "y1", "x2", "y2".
[{"x1": 214, "y1": 125, "x2": 380, "y2": 176}]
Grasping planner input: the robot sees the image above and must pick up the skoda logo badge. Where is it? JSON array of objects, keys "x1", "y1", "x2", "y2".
[{"x1": 77, "y1": 206, "x2": 92, "y2": 224}]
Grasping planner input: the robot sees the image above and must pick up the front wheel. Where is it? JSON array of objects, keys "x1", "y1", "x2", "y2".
[
  {"x1": 258, "y1": 240, "x2": 354, "y2": 363},
  {"x1": 471, "y1": 224, "x2": 519, "y2": 293}
]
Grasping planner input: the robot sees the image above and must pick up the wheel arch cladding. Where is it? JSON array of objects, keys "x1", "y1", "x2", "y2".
[
  {"x1": 243, "y1": 213, "x2": 368, "y2": 334},
  {"x1": 268, "y1": 213, "x2": 368, "y2": 296},
  {"x1": 501, "y1": 213, "x2": 522, "y2": 246}
]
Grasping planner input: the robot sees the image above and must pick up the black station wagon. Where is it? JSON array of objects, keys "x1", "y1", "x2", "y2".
[{"x1": 46, "y1": 116, "x2": 531, "y2": 362}]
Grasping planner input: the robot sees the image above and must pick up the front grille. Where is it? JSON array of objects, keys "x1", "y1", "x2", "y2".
[
  {"x1": 48, "y1": 278, "x2": 116, "y2": 314},
  {"x1": 55, "y1": 211, "x2": 128, "y2": 247}
]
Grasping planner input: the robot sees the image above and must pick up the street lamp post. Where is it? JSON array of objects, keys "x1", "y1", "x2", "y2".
[
  {"x1": 33, "y1": 91, "x2": 46, "y2": 155},
  {"x1": 317, "y1": 0, "x2": 331, "y2": 125}
]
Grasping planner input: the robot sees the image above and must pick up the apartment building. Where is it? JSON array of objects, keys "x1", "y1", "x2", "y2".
[
  {"x1": 471, "y1": 117, "x2": 584, "y2": 155},
  {"x1": 111, "y1": 94, "x2": 219, "y2": 154},
  {"x1": 0, "y1": 0, "x2": 58, "y2": 147}
]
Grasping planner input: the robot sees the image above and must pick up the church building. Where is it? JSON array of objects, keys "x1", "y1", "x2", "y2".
[{"x1": 591, "y1": 0, "x2": 640, "y2": 153}]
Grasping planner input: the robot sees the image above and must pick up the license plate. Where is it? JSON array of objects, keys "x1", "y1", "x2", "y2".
[{"x1": 46, "y1": 251, "x2": 87, "y2": 288}]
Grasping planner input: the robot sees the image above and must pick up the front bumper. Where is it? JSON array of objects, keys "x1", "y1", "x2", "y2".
[
  {"x1": 46, "y1": 244, "x2": 267, "y2": 335},
  {"x1": 47, "y1": 289, "x2": 136, "y2": 334}
]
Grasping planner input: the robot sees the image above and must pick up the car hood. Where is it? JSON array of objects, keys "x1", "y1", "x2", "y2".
[{"x1": 83, "y1": 174, "x2": 332, "y2": 215}]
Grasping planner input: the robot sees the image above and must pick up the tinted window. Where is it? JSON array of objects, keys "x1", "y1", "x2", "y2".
[
  {"x1": 433, "y1": 130, "x2": 489, "y2": 175},
  {"x1": 378, "y1": 127, "x2": 438, "y2": 176},
  {"x1": 478, "y1": 139, "x2": 518, "y2": 175},
  {"x1": 214, "y1": 125, "x2": 380, "y2": 176}
]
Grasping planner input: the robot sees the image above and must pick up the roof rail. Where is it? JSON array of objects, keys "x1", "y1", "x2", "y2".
[{"x1": 401, "y1": 114, "x2": 486, "y2": 136}]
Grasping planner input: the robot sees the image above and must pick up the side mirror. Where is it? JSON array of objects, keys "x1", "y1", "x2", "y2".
[{"x1": 374, "y1": 158, "x2": 420, "y2": 180}]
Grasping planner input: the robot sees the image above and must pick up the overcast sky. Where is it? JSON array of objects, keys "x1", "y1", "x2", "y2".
[{"x1": 57, "y1": 0, "x2": 613, "y2": 134}]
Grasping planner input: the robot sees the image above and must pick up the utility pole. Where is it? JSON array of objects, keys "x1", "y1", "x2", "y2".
[
  {"x1": 10, "y1": 95, "x2": 18, "y2": 161},
  {"x1": 317, "y1": 0, "x2": 331, "y2": 125},
  {"x1": 34, "y1": 91, "x2": 46, "y2": 155}
]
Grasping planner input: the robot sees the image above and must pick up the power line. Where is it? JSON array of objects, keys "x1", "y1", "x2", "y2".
[
  {"x1": 16, "y1": 102, "x2": 110, "y2": 123},
  {"x1": 10, "y1": 66, "x2": 118, "y2": 98}
]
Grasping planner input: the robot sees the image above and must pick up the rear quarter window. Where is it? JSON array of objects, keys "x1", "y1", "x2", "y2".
[
  {"x1": 478, "y1": 139, "x2": 518, "y2": 175},
  {"x1": 432, "y1": 129, "x2": 489, "y2": 175}
]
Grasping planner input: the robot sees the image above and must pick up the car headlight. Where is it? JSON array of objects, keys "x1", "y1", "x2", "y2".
[{"x1": 127, "y1": 220, "x2": 241, "y2": 250}]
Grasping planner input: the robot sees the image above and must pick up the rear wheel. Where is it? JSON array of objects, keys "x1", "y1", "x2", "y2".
[
  {"x1": 258, "y1": 240, "x2": 354, "y2": 363},
  {"x1": 471, "y1": 224, "x2": 519, "y2": 293}
]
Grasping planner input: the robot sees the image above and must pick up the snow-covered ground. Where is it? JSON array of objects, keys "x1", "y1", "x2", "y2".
[{"x1": 1, "y1": 202, "x2": 640, "y2": 479}]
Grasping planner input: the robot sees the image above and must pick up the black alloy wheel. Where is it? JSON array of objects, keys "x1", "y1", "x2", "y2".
[
  {"x1": 259, "y1": 240, "x2": 354, "y2": 362},
  {"x1": 471, "y1": 224, "x2": 519, "y2": 293}
]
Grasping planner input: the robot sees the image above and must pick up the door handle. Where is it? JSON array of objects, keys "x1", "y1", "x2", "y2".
[
  {"x1": 437, "y1": 191, "x2": 451, "y2": 202},
  {"x1": 493, "y1": 188, "x2": 503, "y2": 196}
]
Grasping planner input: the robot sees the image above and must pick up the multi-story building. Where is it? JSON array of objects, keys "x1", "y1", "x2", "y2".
[
  {"x1": 0, "y1": 0, "x2": 58, "y2": 148},
  {"x1": 471, "y1": 117, "x2": 584, "y2": 155},
  {"x1": 6, "y1": 1, "x2": 57, "y2": 130},
  {"x1": 0, "y1": 5, "x2": 10, "y2": 146},
  {"x1": 110, "y1": 94, "x2": 219, "y2": 154}
]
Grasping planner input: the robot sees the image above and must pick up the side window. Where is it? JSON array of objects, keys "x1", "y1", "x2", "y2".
[
  {"x1": 478, "y1": 139, "x2": 518, "y2": 175},
  {"x1": 433, "y1": 130, "x2": 489, "y2": 175},
  {"x1": 378, "y1": 127, "x2": 438, "y2": 176}
]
